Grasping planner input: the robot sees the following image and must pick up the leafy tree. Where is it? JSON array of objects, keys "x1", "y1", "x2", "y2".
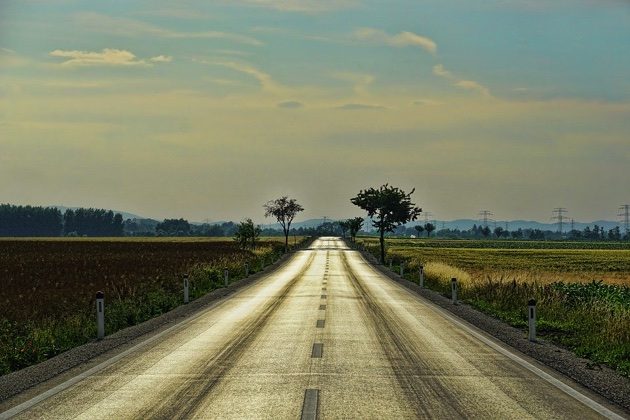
[
  {"x1": 424, "y1": 223, "x2": 435, "y2": 237},
  {"x1": 414, "y1": 224, "x2": 424, "y2": 237},
  {"x1": 481, "y1": 226, "x2": 492, "y2": 238},
  {"x1": 348, "y1": 217, "x2": 364, "y2": 242},
  {"x1": 264, "y1": 196, "x2": 304, "y2": 252},
  {"x1": 338, "y1": 220, "x2": 350, "y2": 238},
  {"x1": 155, "y1": 218, "x2": 191, "y2": 236},
  {"x1": 494, "y1": 226, "x2": 505, "y2": 238},
  {"x1": 351, "y1": 184, "x2": 422, "y2": 263},
  {"x1": 234, "y1": 218, "x2": 261, "y2": 249}
]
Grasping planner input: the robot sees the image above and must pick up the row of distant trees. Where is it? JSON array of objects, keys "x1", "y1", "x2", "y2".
[
  {"x1": 0, "y1": 204, "x2": 124, "y2": 237},
  {"x1": 390, "y1": 223, "x2": 629, "y2": 241}
]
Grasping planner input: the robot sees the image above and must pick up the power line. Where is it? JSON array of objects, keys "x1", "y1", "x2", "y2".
[
  {"x1": 423, "y1": 212, "x2": 433, "y2": 224},
  {"x1": 478, "y1": 210, "x2": 494, "y2": 228},
  {"x1": 619, "y1": 204, "x2": 630, "y2": 235},
  {"x1": 552, "y1": 208, "x2": 568, "y2": 234}
]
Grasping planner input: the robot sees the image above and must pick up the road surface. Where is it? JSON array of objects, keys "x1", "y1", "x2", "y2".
[{"x1": 1, "y1": 238, "x2": 624, "y2": 419}]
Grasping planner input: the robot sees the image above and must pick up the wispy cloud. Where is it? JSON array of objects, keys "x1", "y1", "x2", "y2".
[
  {"x1": 49, "y1": 49, "x2": 155, "y2": 67},
  {"x1": 353, "y1": 28, "x2": 437, "y2": 54},
  {"x1": 333, "y1": 72, "x2": 374, "y2": 96},
  {"x1": 232, "y1": 0, "x2": 358, "y2": 13},
  {"x1": 74, "y1": 12, "x2": 263, "y2": 46},
  {"x1": 149, "y1": 55, "x2": 173, "y2": 63},
  {"x1": 195, "y1": 58, "x2": 284, "y2": 94},
  {"x1": 433, "y1": 64, "x2": 491, "y2": 97}
]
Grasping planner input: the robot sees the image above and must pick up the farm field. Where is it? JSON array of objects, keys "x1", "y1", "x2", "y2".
[
  {"x1": 0, "y1": 237, "x2": 305, "y2": 375},
  {"x1": 359, "y1": 237, "x2": 630, "y2": 376}
]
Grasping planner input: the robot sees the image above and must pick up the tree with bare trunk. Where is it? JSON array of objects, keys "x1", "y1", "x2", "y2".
[
  {"x1": 264, "y1": 196, "x2": 304, "y2": 252},
  {"x1": 351, "y1": 184, "x2": 422, "y2": 264}
]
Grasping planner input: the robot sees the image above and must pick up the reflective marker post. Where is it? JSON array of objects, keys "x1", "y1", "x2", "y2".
[
  {"x1": 183, "y1": 274, "x2": 189, "y2": 304},
  {"x1": 451, "y1": 278, "x2": 458, "y2": 305},
  {"x1": 224, "y1": 269, "x2": 229, "y2": 287},
  {"x1": 528, "y1": 299, "x2": 537, "y2": 342},
  {"x1": 245, "y1": 263, "x2": 249, "y2": 277},
  {"x1": 419, "y1": 265, "x2": 424, "y2": 288},
  {"x1": 389, "y1": 260, "x2": 393, "y2": 270},
  {"x1": 400, "y1": 262, "x2": 404, "y2": 277},
  {"x1": 96, "y1": 291, "x2": 105, "y2": 340}
]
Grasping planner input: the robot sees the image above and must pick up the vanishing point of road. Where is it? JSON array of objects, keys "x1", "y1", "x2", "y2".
[{"x1": 1, "y1": 238, "x2": 625, "y2": 419}]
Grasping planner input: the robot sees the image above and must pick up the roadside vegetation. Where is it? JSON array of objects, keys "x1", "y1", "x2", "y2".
[
  {"x1": 0, "y1": 237, "x2": 307, "y2": 375},
  {"x1": 359, "y1": 237, "x2": 630, "y2": 377}
]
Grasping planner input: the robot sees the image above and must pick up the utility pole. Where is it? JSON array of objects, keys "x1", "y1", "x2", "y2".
[
  {"x1": 619, "y1": 205, "x2": 630, "y2": 235},
  {"x1": 570, "y1": 218, "x2": 575, "y2": 232},
  {"x1": 423, "y1": 212, "x2": 433, "y2": 224},
  {"x1": 478, "y1": 210, "x2": 494, "y2": 228},
  {"x1": 552, "y1": 208, "x2": 568, "y2": 234}
]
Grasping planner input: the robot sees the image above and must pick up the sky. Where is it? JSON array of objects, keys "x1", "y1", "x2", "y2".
[{"x1": 1, "y1": 0, "x2": 629, "y2": 223}]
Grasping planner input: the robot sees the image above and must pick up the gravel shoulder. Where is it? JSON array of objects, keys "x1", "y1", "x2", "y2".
[{"x1": 356, "y1": 246, "x2": 630, "y2": 415}]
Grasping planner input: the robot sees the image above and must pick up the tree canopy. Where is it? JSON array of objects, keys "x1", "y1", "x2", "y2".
[
  {"x1": 264, "y1": 196, "x2": 304, "y2": 252},
  {"x1": 351, "y1": 184, "x2": 421, "y2": 262}
]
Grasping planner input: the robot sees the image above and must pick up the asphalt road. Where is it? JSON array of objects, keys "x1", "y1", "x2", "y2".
[{"x1": 1, "y1": 237, "x2": 624, "y2": 419}]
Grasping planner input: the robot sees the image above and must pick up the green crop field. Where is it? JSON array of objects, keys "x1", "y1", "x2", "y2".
[
  {"x1": 0, "y1": 237, "x2": 307, "y2": 375},
  {"x1": 358, "y1": 237, "x2": 630, "y2": 376}
]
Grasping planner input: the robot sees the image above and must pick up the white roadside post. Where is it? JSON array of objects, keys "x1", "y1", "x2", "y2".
[
  {"x1": 183, "y1": 274, "x2": 189, "y2": 304},
  {"x1": 224, "y1": 269, "x2": 229, "y2": 287},
  {"x1": 419, "y1": 265, "x2": 424, "y2": 288},
  {"x1": 96, "y1": 291, "x2": 105, "y2": 340},
  {"x1": 389, "y1": 259, "x2": 393, "y2": 270},
  {"x1": 451, "y1": 278, "x2": 458, "y2": 305},
  {"x1": 245, "y1": 262, "x2": 249, "y2": 277},
  {"x1": 400, "y1": 262, "x2": 404, "y2": 277},
  {"x1": 260, "y1": 258, "x2": 264, "y2": 271},
  {"x1": 528, "y1": 299, "x2": 537, "y2": 342}
]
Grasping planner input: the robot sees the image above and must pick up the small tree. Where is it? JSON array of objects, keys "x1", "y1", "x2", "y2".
[
  {"x1": 338, "y1": 220, "x2": 350, "y2": 238},
  {"x1": 348, "y1": 217, "x2": 364, "y2": 242},
  {"x1": 234, "y1": 218, "x2": 261, "y2": 250},
  {"x1": 264, "y1": 196, "x2": 304, "y2": 252},
  {"x1": 351, "y1": 184, "x2": 422, "y2": 263},
  {"x1": 481, "y1": 226, "x2": 491, "y2": 238},
  {"x1": 424, "y1": 223, "x2": 435, "y2": 237},
  {"x1": 414, "y1": 224, "x2": 424, "y2": 237},
  {"x1": 494, "y1": 226, "x2": 504, "y2": 238}
]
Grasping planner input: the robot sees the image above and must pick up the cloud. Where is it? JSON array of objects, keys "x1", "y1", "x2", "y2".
[
  {"x1": 277, "y1": 101, "x2": 304, "y2": 109},
  {"x1": 353, "y1": 28, "x2": 437, "y2": 54},
  {"x1": 413, "y1": 99, "x2": 442, "y2": 106},
  {"x1": 432, "y1": 64, "x2": 452, "y2": 78},
  {"x1": 456, "y1": 80, "x2": 490, "y2": 97},
  {"x1": 73, "y1": 13, "x2": 263, "y2": 46},
  {"x1": 433, "y1": 64, "x2": 491, "y2": 97},
  {"x1": 232, "y1": 0, "x2": 358, "y2": 13},
  {"x1": 49, "y1": 49, "x2": 150, "y2": 67},
  {"x1": 150, "y1": 55, "x2": 173, "y2": 63},
  {"x1": 336, "y1": 103, "x2": 385, "y2": 110},
  {"x1": 333, "y1": 72, "x2": 374, "y2": 96},
  {"x1": 196, "y1": 58, "x2": 284, "y2": 94}
]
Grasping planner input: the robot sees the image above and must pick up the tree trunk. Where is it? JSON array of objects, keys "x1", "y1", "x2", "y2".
[
  {"x1": 380, "y1": 229, "x2": 385, "y2": 264},
  {"x1": 284, "y1": 233, "x2": 289, "y2": 253}
]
